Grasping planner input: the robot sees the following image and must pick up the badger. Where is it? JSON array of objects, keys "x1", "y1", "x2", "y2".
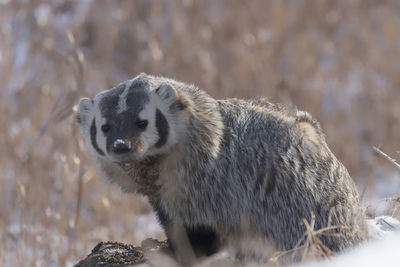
[
  {"x1": 77, "y1": 73, "x2": 367, "y2": 260},
  {"x1": 77, "y1": 75, "x2": 219, "y2": 257}
]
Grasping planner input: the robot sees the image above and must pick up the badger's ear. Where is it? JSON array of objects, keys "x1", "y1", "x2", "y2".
[
  {"x1": 155, "y1": 84, "x2": 178, "y2": 102},
  {"x1": 77, "y1": 98, "x2": 93, "y2": 125}
]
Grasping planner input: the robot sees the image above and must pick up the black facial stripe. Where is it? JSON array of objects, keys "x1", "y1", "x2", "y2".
[
  {"x1": 90, "y1": 119, "x2": 105, "y2": 156},
  {"x1": 96, "y1": 78, "x2": 153, "y2": 153},
  {"x1": 98, "y1": 84, "x2": 125, "y2": 117},
  {"x1": 126, "y1": 80, "x2": 150, "y2": 109},
  {"x1": 99, "y1": 80, "x2": 150, "y2": 126},
  {"x1": 155, "y1": 109, "x2": 169, "y2": 148}
]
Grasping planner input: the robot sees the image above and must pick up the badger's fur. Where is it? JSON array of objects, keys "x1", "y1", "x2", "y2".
[{"x1": 77, "y1": 73, "x2": 367, "y2": 259}]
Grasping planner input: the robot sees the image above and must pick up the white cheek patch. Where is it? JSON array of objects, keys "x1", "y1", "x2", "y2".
[
  {"x1": 79, "y1": 107, "x2": 104, "y2": 158},
  {"x1": 95, "y1": 107, "x2": 108, "y2": 155},
  {"x1": 117, "y1": 79, "x2": 134, "y2": 114},
  {"x1": 153, "y1": 93, "x2": 177, "y2": 146},
  {"x1": 138, "y1": 102, "x2": 159, "y2": 149},
  {"x1": 81, "y1": 113, "x2": 95, "y2": 155}
]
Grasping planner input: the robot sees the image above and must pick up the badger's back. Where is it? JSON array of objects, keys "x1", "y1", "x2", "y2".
[
  {"x1": 223, "y1": 99, "x2": 366, "y2": 250},
  {"x1": 171, "y1": 97, "x2": 366, "y2": 251}
]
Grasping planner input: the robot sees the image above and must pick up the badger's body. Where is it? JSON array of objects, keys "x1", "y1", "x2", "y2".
[{"x1": 77, "y1": 74, "x2": 367, "y2": 258}]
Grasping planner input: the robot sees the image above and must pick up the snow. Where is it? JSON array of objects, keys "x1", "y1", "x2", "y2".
[
  {"x1": 296, "y1": 217, "x2": 400, "y2": 267},
  {"x1": 367, "y1": 216, "x2": 400, "y2": 238},
  {"x1": 135, "y1": 213, "x2": 164, "y2": 241}
]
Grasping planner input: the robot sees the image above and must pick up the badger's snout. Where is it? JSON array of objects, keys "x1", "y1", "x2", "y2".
[{"x1": 112, "y1": 139, "x2": 131, "y2": 154}]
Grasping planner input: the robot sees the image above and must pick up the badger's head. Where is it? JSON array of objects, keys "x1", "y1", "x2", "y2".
[{"x1": 76, "y1": 74, "x2": 187, "y2": 163}]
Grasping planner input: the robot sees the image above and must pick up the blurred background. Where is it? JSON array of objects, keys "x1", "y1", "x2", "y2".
[{"x1": 1, "y1": 0, "x2": 399, "y2": 266}]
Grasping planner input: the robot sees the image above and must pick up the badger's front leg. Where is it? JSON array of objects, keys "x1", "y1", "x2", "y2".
[{"x1": 149, "y1": 198, "x2": 219, "y2": 259}]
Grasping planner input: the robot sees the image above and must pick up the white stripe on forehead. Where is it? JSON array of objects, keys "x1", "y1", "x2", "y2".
[{"x1": 117, "y1": 79, "x2": 135, "y2": 114}]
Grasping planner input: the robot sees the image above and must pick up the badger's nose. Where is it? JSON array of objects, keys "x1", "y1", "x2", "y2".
[{"x1": 113, "y1": 139, "x2": 130, "y2": 154}]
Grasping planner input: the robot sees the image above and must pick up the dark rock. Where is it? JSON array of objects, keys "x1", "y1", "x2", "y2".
[{"x1": 75, "y1": 239, "x2": 169, "y2": 267}]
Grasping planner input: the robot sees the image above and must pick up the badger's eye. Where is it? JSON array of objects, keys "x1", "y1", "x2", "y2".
[
  {"x1": 136, "y1": 120, "x2": 148, "y2": 129},
  {"x1": 101, "y1": 124, "x2": 111, "y2": 133}
]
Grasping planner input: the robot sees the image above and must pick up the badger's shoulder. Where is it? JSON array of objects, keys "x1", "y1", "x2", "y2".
[
  {"x1": 215, "y1": 98, "x2": 328, "y2": 154},
  {"x1": 217, "y1": 97, "x2": 293, "y2": 119}
]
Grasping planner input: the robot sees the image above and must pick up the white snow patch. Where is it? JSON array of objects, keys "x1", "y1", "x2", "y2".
[
  {"x1": 367, "y1": 216, "x2": 400, "y2": 238},
  {"x1": 296, "y1": 226, "x2": 400, "y2": 267},
  {"x1": 114, "y1": 139, "x2": 127, "y2": 147},
  {"x1": 135, "y1": 213, "x2": 164, "y2": 241}
]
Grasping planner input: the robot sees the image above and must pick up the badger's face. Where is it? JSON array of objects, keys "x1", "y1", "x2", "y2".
[{"x1": 77, "y1": 74, "x2": 185, "y2": 163}]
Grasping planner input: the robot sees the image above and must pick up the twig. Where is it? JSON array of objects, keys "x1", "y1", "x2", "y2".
[{"x1": 373, "y1": 146, "x2": 400, "y2": 171}]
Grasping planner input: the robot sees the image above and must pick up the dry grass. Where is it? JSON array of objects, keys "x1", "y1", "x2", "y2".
[
  {"x1": 1, "y1": 0, "x2": 400, "y2": 266},
  {"x1": 373, "y1": 146, "x2": 400, "y2": 172},
  {"x1": 366, "y1": 146, "x2": 400, "y2": 219},
  {"x1": 269, "y1": 213, "x2": 351, "y2": 266}
]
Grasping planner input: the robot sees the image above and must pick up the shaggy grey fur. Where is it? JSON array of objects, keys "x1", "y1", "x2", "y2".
[{"x1": 77, "y1": 74, "x2": 367, "y2": 259}]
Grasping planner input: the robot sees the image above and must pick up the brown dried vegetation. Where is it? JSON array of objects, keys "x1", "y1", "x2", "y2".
[{"x1": 0, "y1": 0, "x2": 399, "y2": 265}]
